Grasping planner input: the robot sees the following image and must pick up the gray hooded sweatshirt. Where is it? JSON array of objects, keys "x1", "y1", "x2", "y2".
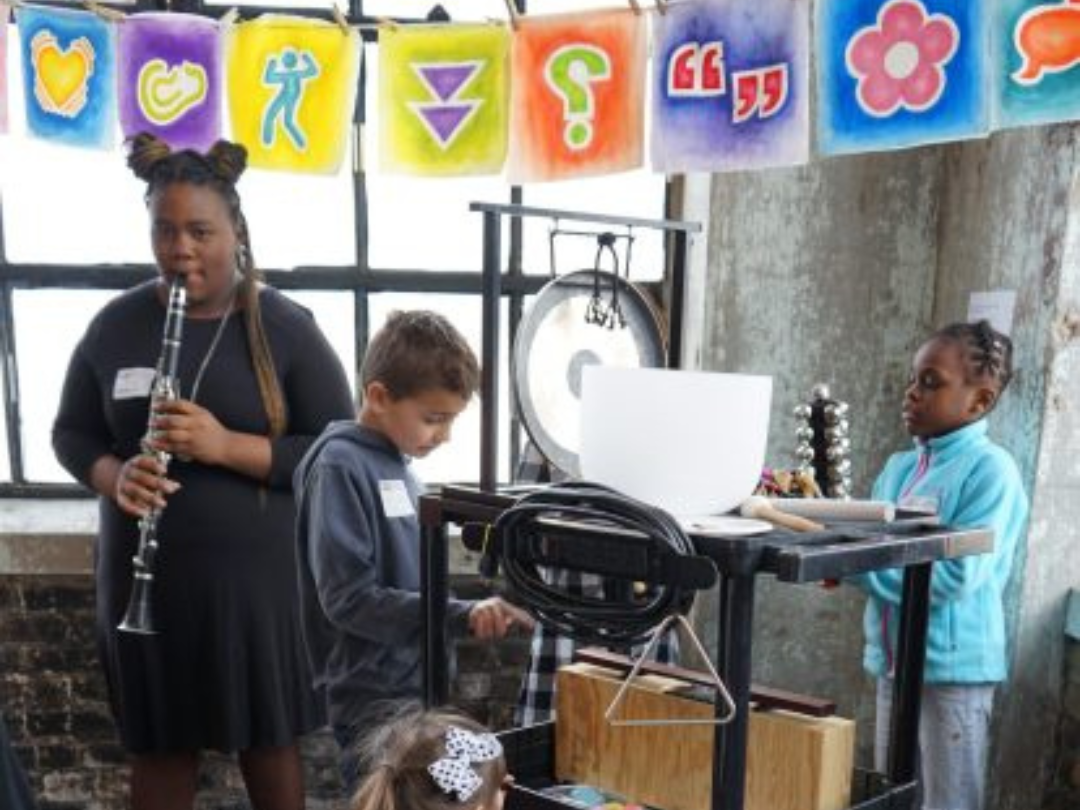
[{"x1": 294, "y1": 421, "x2": 472, "y2": 728}]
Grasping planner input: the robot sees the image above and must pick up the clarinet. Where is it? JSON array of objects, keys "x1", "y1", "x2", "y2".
[{"x1": 118, "y1": 276, "x2": 187, "y2": 635}]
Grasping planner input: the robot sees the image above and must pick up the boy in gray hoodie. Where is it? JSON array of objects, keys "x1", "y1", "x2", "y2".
[{"x1": 294, "y1": 310, "x2": 531, "y2": 794}]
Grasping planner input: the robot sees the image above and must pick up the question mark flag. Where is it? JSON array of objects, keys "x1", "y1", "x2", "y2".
[
  {"x1": 510, "y1": 8, "x2": 645, "y2": 182},
  {"x1": 545, "y1": 44, "x2": 611, "y2": 150}
]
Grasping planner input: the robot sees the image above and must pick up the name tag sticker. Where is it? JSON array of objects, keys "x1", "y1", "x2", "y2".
[
  {"x1": 379, "y1": 479, "x2": 415, "y2": 519},
  {"x1": 113, "y1": 368, "x2": 156, "y2": 400}
]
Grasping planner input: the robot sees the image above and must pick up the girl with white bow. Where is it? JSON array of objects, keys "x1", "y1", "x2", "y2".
[{"x1": 351, "y1": 706, "x2": 510, "y2": 810}]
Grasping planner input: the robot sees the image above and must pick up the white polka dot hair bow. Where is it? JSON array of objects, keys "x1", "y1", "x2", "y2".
[{"x1": 427, "y1": 726, "x2": 504, "y2": 802}]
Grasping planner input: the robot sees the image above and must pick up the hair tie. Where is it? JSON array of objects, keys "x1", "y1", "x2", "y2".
[{"x1": 427, "y1": 726, "x2": 503, "y2": 802}]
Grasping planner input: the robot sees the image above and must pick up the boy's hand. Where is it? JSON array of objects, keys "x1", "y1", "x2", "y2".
[{"x1": 468, "y1": 598, "x2": 535, "y2": 640}]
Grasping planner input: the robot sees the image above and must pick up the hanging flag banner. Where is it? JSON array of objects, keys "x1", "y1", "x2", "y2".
[
  {"x1": 1, "y1": 5, "x2": 9, "y2": 135},
  {"x1": 995, "y1": 0, "x2": 1080, "y2": 129},
  {"x1": 117, "y1": 13, "x2": 222, "y2": 151},
  {"x1": 16, "y1": 5, "x2": 117, "y2": 149},
  {"x1": 226, "y1": 15, "x2": 360, "y2": 173},
  {"x1": 651, "y1": 0, "x2": 809, "y2": 174},
  {"x1": 379, "y1": 23, "x2": 510, "y2": 177},
  {"x1": 509, "y1": 8, "x2": 645, "y2": 183},
  {"x1": 817, "y1": 0, "x2": 989, "y2": 155}
]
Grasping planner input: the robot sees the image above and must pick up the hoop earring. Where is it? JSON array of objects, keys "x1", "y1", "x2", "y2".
[{"x1": 235, "y1": 244, "x2": 249, "y2": 275}]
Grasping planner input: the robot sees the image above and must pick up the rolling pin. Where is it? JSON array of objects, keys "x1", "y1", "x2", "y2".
[
  {"x1": 767, "y1": 497, "x2": 896, "y2": 523},
  {"x1": 740, "y1": 495, "x2": 824, "y2": 532}
]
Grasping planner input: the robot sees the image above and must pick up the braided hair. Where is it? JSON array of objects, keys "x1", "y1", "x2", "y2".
[
  {"x1": 126, "y1": 132, "x2": 287, "y2": 438},
  {"x1": 351, "y1": 705, "x2": 506, "y2": 810},
  {"x1": 933, "y1": 319, "x2": 1015, "y2": 398}
]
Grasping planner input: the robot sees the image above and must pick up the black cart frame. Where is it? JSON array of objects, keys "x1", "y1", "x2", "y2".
[
  {"x1": 420, "y1": 490, "x2": 992, "y2": 810},
  {"x1": 419, "y1": 202, "x2": 994, "y2": 810}
]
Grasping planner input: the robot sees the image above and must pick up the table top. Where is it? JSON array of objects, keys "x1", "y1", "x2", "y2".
[{"x1": 420, "y1": 485, "x2": 994, "y2": 582}]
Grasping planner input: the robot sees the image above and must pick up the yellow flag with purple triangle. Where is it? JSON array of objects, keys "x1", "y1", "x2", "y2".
[
  {"x1": 225, "y1": 14, "x2": 359, "y2": 173},
  {"x1": 379, "y1": 23, "x2": 510, "y2": 176}
]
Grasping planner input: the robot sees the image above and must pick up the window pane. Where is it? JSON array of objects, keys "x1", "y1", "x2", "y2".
[
  {"x1": 14, "y1": 290, "x2": 117, "y2": 483},
  {"x1": 283, "y1": 290, "x2": 358, "y2": 393},
  {"x1": 241, "y1": 162, "x2": 358, "y2": 270},
  {"x1": 0, "y1": 52, "x2": 150, "y2": 264},
  {"x1": 363, "y1": 43, "x2": 510, "y2": 271},
  {"x1": 0, "y1": 39, "x2": 355, "y2": 269},
  {"x1": 368, "y1": 294, "x2": 510, "y2": 484},
  {"x1": 521, "y1": 174, "x2": 667, "y2": 281}
]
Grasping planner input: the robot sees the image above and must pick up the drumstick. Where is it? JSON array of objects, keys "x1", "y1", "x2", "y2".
[{"x1": 740, "y1": 496, "x2": 824, "y2": 533}]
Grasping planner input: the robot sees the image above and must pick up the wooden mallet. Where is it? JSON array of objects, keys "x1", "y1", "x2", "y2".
[{"x1": 740, "y1": 496, "x2": 825, "y2": 533}]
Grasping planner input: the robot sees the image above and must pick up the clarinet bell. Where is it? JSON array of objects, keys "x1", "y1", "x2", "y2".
[{"x1": 118, "y1": 578, "x2": 158, "y2": 635}]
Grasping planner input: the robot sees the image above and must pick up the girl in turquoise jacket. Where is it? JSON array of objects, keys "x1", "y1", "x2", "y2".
[{"x1": 853, "y1": 320, "x2": 1028, "y2": 810}]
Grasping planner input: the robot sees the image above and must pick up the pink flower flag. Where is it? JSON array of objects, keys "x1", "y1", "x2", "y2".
[{"x1": 818, "y1": 0, "x2": 989, "y2": 155}]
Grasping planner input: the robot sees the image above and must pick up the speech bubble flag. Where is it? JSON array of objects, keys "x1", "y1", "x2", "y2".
[
  {"x1": 651, "y1": 0, "x2": 810, "y2": 173},
  {"x1": 995, "y1": 0, "x2": 1080, "y2": 128}
]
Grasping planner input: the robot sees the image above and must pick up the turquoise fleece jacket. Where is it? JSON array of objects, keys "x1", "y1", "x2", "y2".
[{"x1": 851, "y1": 419, "x2": 1028, "y2": 684}]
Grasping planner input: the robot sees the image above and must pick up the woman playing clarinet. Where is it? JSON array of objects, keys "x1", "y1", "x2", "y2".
[{"x1": 52, "y1": 133, "x2": 354, "y2": 810}]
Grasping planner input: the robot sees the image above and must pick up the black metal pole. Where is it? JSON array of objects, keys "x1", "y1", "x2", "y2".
[
  {"x1": 668, "y1": 230, "x2": 687, "y2": 369},
  {"x1": 480, "y1": 211, "x2": 502, "y2": 491},
  {"x1": 713, "y1": 574, "x2": 756, "y2": 810},
  {"x1": 420, "y1": 520, "x2": 450, "y2": 707},
  {"x1": 888, "y1": 562, "x2": 933, "y2": 784},
  {"x1": 0, "y1": 283, "x2": 24, "y2": 484}
]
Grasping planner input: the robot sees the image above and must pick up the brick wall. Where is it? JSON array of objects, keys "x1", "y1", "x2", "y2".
[{"x1": 0, "y1": 573, "x2": 531, "y2": 810}]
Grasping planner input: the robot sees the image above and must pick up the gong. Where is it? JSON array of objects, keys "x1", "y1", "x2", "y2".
[{"x1": 512, "y1": 269, "x2": 667, "y2": 477}]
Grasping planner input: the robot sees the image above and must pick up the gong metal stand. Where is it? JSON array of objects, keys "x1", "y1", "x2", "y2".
[{"x1": 468, "y1": 201, "x2": 702, "y2": 492}]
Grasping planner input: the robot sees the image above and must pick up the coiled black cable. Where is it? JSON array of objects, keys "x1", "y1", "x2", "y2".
[{"x1": 486, "y1": 482, "x2": 703, "y2": 648}]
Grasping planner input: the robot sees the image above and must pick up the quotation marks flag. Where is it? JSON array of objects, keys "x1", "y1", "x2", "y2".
[
  {"x1": 118, "y1": 13, "x2": 222, "y2": 152},
  {"x1": 995, "y1": 0, "x2": 1080, "y2": 129},
  {"x1": 510, "y1": 8, "x2": 645, "y2": 183},
  {"x1": 651, "y1": 0, "x2": 810, "y2": 173},
  {"x1": 379, "y1": 23, "x2": 510, "y2": 177},
  {"x1": 1, "y1": 5, "x2": 8, "y2": 135},
  {"x1": 817, "y1": 0, "x2": 989, "y2": 155},
  {"x1": 226, "y1": 15, "x2": 360, "y2": 173},
  {"x1": 16, "y1": 4, "x2": 117, "y2": 149}
]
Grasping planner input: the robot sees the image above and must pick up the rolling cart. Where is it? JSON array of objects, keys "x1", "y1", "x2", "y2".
[
  {"x1": 416, "y1": 202, "x2": 993, "y2": 810},
  {"x1": 419, "y1": 486, "x2": 993, "y2": 810}
]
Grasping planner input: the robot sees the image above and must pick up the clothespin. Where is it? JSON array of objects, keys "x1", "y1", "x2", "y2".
[
  {"x1": 82, "y1": 0, "x2": 125, "y2": 22},
  {"x1": 627, "y1": 0, "x2": 642, "y2": 14},
  {"x1": 330, "y1": 4, "x2": 351, "y2": 35},
  {"x1": 0, "y1": 0, "x2": 22, "y2": 21},
  {"x1": 502, "y1": 0, "x2": 521, "y2": 30},
  {"x1": 655, "y1": 0, "x2": 668, "y2": 15},
  {"x1": 218, "y1": 7, "x2": 240, "y2": 27},
  {"x1": 375, "y1": 16, "x2": 398, "y2": 30}
]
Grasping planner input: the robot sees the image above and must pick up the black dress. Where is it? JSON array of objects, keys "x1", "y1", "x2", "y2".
[{"x1": 53, "y1": 281, "x2": 354, "y2": 753}]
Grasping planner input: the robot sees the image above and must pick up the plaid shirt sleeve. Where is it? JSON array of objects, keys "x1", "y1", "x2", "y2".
[{"x1": 513, "y1": 568, "x2": 680, "y2": 727}]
